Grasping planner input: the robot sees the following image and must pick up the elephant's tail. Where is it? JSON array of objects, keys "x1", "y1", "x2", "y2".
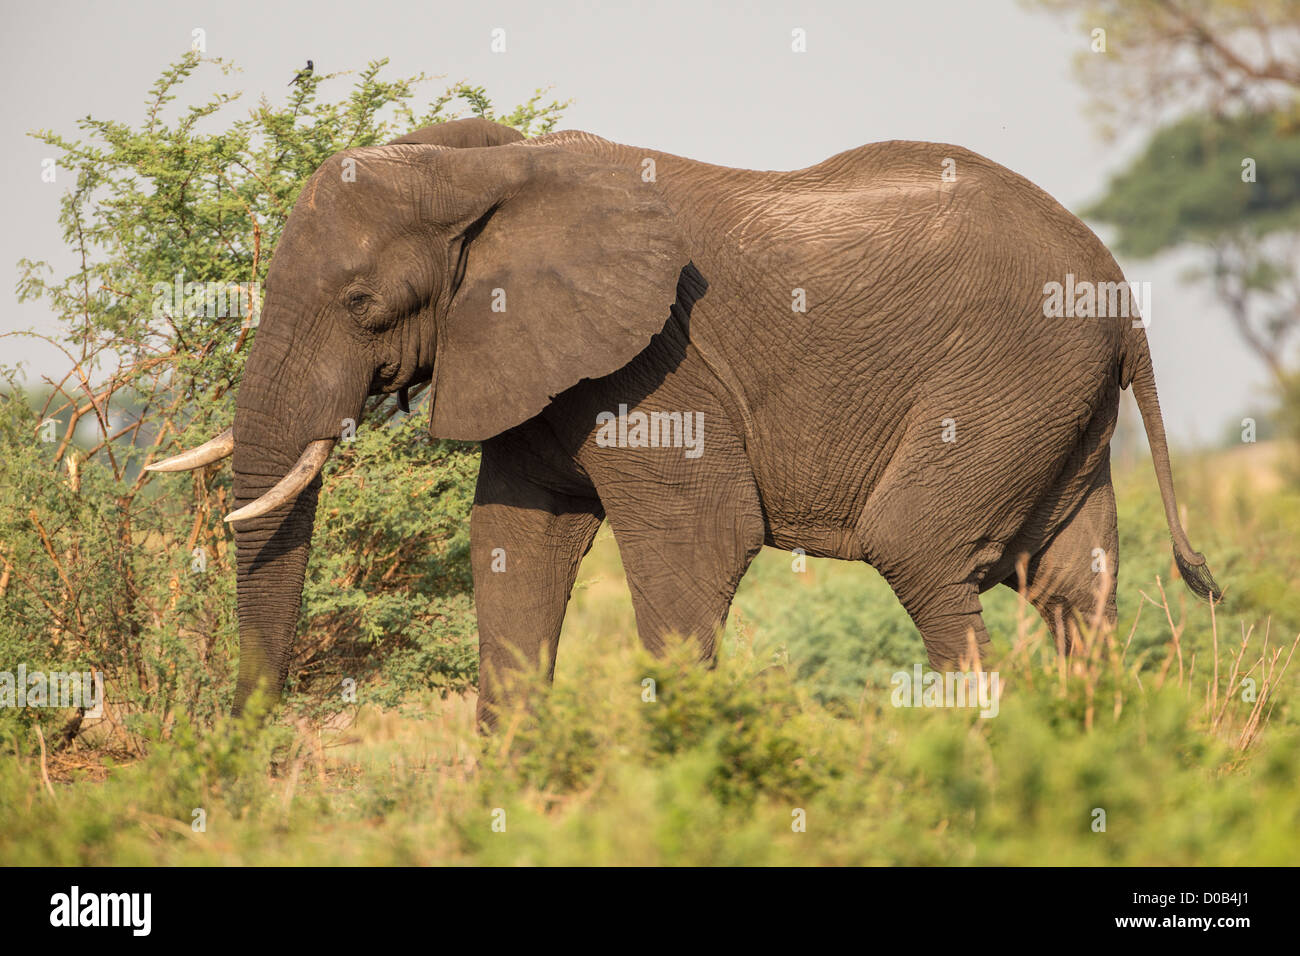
[{"x1": 1120, "y1": 325, "x2": 1223, "y2": 602}]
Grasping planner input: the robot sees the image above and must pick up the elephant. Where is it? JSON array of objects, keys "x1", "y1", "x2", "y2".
[
  {"x1": 386, "y1": 116, "x2": 524, "y2": 148},
  {"x1": 148, "y1": 118, "x2": 1220, "y2": 728}
]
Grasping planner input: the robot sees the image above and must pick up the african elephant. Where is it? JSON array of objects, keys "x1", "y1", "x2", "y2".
[
  {"x1": 150, "y1": 118, "x2": 1219, "y2": 728},
  {"x1": 386, "y1": 115, "x2": 524, "y2": 148}
]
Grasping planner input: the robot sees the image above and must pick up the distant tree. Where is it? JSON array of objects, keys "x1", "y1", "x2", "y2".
[
  {"x1": 1029, "y1": 0, "x2": 1300, "y2": 136},
  {"x1": 1032, "y1": 0, "x2": 1300, "y2": 451},
  {"x1": 1084, "y1": 109, "x2": 1300, "y2": 387}
]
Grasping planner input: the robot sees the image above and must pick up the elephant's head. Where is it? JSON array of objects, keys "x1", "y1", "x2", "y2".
[
  {"x1": 386, "y1": 115, "x2": 525, "y2": 148},
  {"x1": 149, "y1": 125, "x2": 689, "y2": 714}
]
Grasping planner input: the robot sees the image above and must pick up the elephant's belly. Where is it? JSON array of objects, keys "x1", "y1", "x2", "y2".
[{"x1": 762, "y1": 522, "x2": 866, "y2": 561}]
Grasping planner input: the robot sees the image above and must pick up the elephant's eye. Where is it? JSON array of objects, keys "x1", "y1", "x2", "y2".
[{"x1": 344, "y1": 290, "x2": 373, "y2": 317}]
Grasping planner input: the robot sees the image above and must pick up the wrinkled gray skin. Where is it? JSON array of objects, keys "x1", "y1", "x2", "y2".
[{"x1": 175, "y1": 117, "x2": 1218, "y2": 727}]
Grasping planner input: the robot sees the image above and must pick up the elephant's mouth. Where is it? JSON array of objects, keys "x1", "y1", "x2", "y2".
[
  {"x1": 370, "y1": 360, "x2": 433, "y2": 413},
  {"x1": 371, "y1": 360, "x2": 408, "y2": 394},
  {"x1": 372, "y1": 359, "x2": 400, "y2": 384}
]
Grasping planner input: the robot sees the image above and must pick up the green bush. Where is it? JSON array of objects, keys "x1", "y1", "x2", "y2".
[
  {"x1": 0, "y1": 54, "x2": 566, "y2": 753},
  {"x1": 3, "y1": 597, "x2": 1295, "y2": 865}
]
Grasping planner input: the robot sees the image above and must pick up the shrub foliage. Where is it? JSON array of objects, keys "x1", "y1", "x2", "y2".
[{"x1": 0, "y1": 54, "x2": 567, "y2": 751}]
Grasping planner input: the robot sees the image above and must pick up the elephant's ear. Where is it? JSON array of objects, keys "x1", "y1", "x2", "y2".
[{"x1": 420, "y1": 144, "x2": 690, "y2": 441}]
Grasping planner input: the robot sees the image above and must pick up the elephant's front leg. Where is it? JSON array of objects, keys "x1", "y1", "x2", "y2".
[
  {"x1": 470, "y1": 444, "x2": 603, "y2": 731},
  {"x1": 579, "y1": 403, "x2": 766, "y2": 664}
]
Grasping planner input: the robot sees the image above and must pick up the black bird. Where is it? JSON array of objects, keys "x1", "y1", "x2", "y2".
[{"x1": 290, "y1": 60, "x2": 313, "y2": 85}]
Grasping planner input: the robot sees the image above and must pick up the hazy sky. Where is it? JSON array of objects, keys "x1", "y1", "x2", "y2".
[{"x1": 1, "y1": 0, "x2": 1273, "y2": 445}]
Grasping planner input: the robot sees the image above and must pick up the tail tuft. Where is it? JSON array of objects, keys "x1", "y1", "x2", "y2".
[{"x1": 1174, "y1": 547, "x2": 1222, "y2": 603}]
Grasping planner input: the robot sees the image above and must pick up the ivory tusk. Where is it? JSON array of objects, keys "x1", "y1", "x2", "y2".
[
  {"x1": 145, "y1": 427, "x2": 234, "y2": 472},
  {"x1": 224, "y1": 439, "x2": 335, "y2": 523}
]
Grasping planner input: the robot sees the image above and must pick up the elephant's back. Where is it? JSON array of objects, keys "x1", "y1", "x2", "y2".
[
  {"x1": 776, "y1": 140, "x2": 1103, "y2": 259},
  {"x1": 684, "y1": 141, "x2": 1128, "y2": 535}
]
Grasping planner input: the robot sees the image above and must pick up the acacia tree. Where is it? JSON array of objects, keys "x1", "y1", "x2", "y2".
[
  {"x1": 0, "y1": 53, "x2": 567, "y2": 751},
  {"x1": 1083, "y1": 109, "x2": 1300, "y2": 388},
  {"x1": 1032, "y1": 0, "x2": 1300, "y2": 134},
  {"x1": 1032, "y1": 0, "x2": 1300, "y2": 445}
]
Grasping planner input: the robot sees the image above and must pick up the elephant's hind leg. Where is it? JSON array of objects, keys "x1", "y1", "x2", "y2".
[
  {"x1": 1004, "y1": 471, "x2": 1119, "y2": 655},
  {"x1": 887, "y1": 576, "x2": 992, "y2": 670},
  {"x1": 855, "y1": 454, "x2": 1005, "y2": 669},
  {"x1": 471, "y1": 443, "x2": 604, "y2": 731},
  {"x1": 858, "y1": 519, "x2": 996, "y2": 669}
]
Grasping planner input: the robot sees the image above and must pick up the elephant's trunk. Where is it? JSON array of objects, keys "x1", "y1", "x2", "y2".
[
  {"x1": 230, "y1": 456, "x2": 322, "y2": 716},
  {"x1": 227, "y1": 303, "x2": 360, "y2": 716}
]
